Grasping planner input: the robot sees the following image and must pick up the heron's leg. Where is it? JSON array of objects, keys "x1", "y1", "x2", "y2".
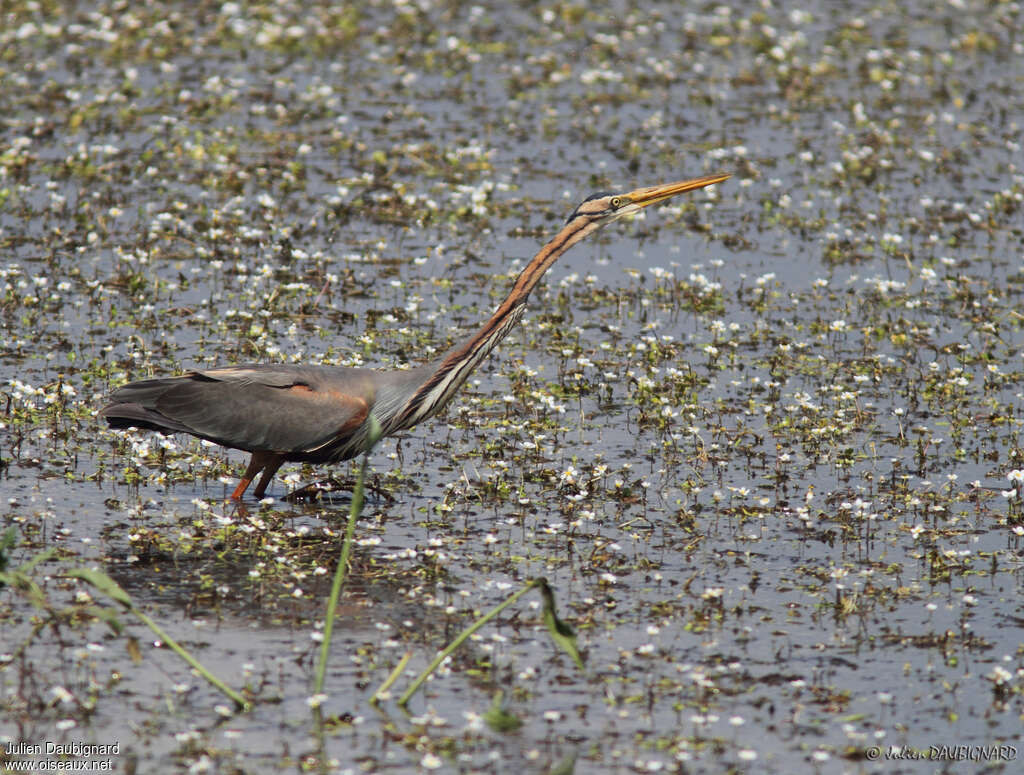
[
  {"x1": 252, "y1": 454, "x2": 285, "y2": 498},
  {"x1": 230, "y1": 452, "x2": 272, "y2": 500}
]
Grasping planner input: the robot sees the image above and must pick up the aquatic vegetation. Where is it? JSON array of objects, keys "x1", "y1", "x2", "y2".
[{"x1": 2, "y1": 0, "x2": 1023, "y2": 771}]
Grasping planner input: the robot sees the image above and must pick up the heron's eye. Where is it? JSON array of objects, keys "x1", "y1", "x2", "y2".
[{"x1": 610, "y1": 196, "x2": 623, "y2": 209}]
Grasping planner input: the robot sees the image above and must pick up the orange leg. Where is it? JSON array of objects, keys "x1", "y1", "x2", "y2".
[{"x1": 230, "y1": 451, "x2": 284, "y2": 500}]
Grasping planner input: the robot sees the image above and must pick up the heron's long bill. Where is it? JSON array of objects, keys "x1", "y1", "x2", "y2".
[{"x1": 626, "y1": 173, "x2": 731, "y2": 209}]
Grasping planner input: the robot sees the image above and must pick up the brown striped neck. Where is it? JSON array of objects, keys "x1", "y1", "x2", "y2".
[
  {"x1": 385, "y1": 173, "x2": 731, "y2": 432},
  {"x1": 506, "y1": 214, "x2": 600, "y2": 305},
  {"x1": 440, "y1": 214, "x2": 601, "y2": 366},
  {"x1": 392, "y1": 216, "x2": 602, "y2": 430}
]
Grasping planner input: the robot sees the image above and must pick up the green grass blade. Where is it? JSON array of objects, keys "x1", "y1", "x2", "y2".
[
  {"x1": 370, "y1": 650, "x2": 412, "y2": 705},
  {"x1": 68, "y1": 567, "x2": 133, "y2": 607},
  {"x1": 132, "y1": 608, "x2": 250, "y2": 710},
  {"x1": 70, "y1": 566, "x2": 249, "y2": 711},
  {"x1": 314, "y1": 416, "x2": 382, "y2": 697},
  {"x1": 17, "y1": 545, "x2": 59, "y2": 575},
  {"x1": 398, "y1": 578, "x2": 541, "y2": 708}
]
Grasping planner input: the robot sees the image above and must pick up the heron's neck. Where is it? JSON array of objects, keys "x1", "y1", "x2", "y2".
[{"x1": 391, "y1": 217, "x2": 599, "y2": 429}]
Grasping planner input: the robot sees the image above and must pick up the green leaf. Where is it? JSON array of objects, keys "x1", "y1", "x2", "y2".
[
  {"x1": 0, "y1": 570, "x2": 49, "y2": 610},
  {"x1": 538, "y1": 579, "x2": 584, "y2": 670},
  {"x1": 547, "y1": 752, "x2": 578, "y2": 775},
  {"x1": 483, "y1": 691, "x2": 522, "y2": 733}
]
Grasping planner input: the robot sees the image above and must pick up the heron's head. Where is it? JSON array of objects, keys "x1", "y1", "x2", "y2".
[{"x1": 565, "y1": 172, "x2": 730, "y2": 226}]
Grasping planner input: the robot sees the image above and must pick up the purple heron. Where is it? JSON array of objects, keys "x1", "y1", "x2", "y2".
[{"x1": 100, "y1": 173, "x2": 729, "y2": 499}]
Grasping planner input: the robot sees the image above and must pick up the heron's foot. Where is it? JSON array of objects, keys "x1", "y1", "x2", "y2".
[
  {"x1": 284, "y1": 477, "x2": 394, "y2": 503},
  {"x1": 283, "y1": 478, "x2": 343, "y2": 501}
]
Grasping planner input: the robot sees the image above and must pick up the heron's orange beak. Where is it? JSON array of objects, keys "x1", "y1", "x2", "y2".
[{"x1": 625, "y1": 173, "x2": 731, "y2": 209}]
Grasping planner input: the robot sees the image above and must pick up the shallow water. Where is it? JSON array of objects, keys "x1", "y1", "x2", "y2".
[{"x1": 2, "y1": 1, "x2": 1023, "y2": 773}]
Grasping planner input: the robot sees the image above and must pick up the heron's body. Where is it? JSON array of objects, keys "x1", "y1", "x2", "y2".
[
  {"x1": 100, "y1": 174, "x2": 728, "y2": 499},
  {"x1": 101, "y1": 364, "x2": 425, "y2": 464}
]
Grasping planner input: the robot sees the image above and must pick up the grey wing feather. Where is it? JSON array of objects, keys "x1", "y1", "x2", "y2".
[{"x1": 100, "y1": 364, "x2": 378, "y2": 454}]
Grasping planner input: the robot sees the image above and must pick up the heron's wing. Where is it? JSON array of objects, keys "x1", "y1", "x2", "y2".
[{"x1": 101, "y1": 364, "x2": 376, "y2": 453}]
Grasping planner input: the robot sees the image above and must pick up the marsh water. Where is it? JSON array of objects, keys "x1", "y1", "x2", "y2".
[{"x1": 2, "y1": 1, "x2": 1023, "y2": 773}]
